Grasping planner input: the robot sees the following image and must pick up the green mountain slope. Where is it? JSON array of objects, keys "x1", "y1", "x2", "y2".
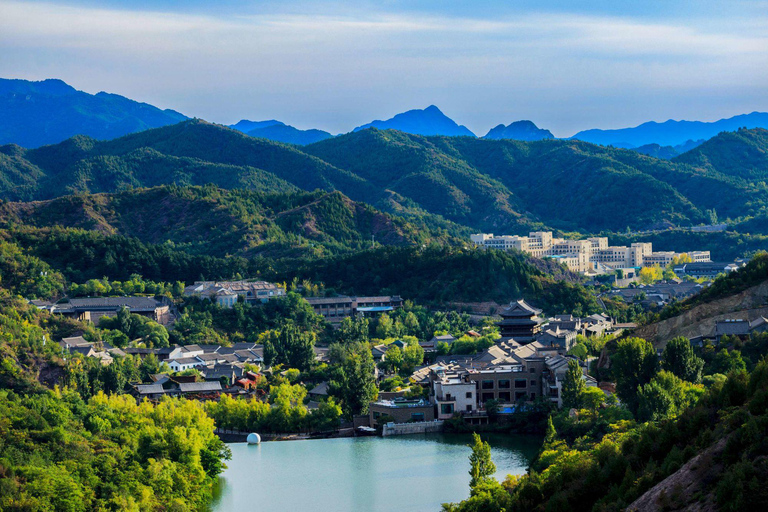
[
  {"x1": 674, "y1": 127, "x2": 768, "y2": 180},
  {"x1": 0, "y1": 186, "x2": 459, "y2": 258},
  {"x1": 304, "y1": 129, "x2": 533, "y2": 230},
  {"x1": 1, "y1": 122, "x2": 767, "y2": 235}
]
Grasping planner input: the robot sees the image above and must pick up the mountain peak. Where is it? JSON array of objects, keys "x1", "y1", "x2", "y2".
[
  {"x1": 229, "y1": 119, "x2": 284, "y2": 133},
  {"x1": 353, "y1": 105, "x2": 475, "y2": 137},
  {"x1": 483, "y1": 120, "x2": 554, "y2": 141}
]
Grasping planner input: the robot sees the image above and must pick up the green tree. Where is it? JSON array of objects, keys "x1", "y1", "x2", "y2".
[
  {"x1": 402, "y1": 342, "x2": 424, "y2": 374},
  {"x1": 379, "y1": 345, "x2": 403, "y2": 374},
  {"x1": 712, "y1": 348, "x2": 747, "y2": 375},
  {"x1": 662, "y1": 336, "x2": 705, "y2": 383},
  {"x1": 328, "y1": 342, "x2": 378, "y2": 417},
  {"x1": 263, "y1": 321, "x2": 316, "y2": 371},
  {"x1": 376, "y1": 313, "x2": 394, "y2": 339},
  {"x1": 561, "y1": 359, "x2": 586, "y2": 409},
  {"x1": 338, "y1": 316, "x2": 369, "y2": 344},
  {"x1": 611, "y1": 337, "x2": 658, "y2": 416},
  {"x1": 468, "y1": 432, "x2": 497, "y2": 489}
]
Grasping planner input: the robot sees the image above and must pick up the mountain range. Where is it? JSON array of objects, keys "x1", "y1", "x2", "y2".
[
  {"x1": 229, "y1": 119, "x2": 333, "y2": 145},
  {"x1": 2, "y1": 118, "x2": 768, "y2": 236},
  {"x1": 0, "y1": 78, "x2": 188, "y2": 148},
  {"x1": 3, "y1": 78, "x2": 768, "y2": 151},
  {"x1": 571, "y1": 111, "x2": 768, "y2": 148}
]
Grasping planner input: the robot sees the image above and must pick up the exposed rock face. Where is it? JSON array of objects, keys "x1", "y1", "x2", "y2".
[
  {"x1": 633, "y1": 281, "x2": 768, "y2": 347},
  {"x1": 627, "y1": 437, "x2": 727, "y2": 512}
]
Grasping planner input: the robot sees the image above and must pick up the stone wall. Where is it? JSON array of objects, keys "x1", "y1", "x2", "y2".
[{"x1": 382, "y1": 420, "x2": 445, "y2": 437}]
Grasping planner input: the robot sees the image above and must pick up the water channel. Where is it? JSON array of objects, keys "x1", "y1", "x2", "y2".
[{"x1": 210, "y1": 433, "x2": 541, "y2": 512}]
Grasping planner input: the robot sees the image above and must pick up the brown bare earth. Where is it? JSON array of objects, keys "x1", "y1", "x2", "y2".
[
  {"x1": 633, "y1": 281, "x2": 768, "y2": 347},
  {"x1": 626, "y1": 437, "x2": 727, "y2": 512}
]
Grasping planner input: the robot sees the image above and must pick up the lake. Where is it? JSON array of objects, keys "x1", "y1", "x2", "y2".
[{"x1": 210, "y1": 433, "x2": 541, "y2": 512}]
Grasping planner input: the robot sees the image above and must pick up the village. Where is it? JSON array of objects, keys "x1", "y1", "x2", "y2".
[{"x1": 42, "y1": 273, "x2": 767, "y2": 440}]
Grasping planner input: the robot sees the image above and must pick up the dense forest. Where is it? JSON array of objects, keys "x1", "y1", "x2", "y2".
[{"x1": 3, "y1": 122, "x2": 768, "y2": 237}]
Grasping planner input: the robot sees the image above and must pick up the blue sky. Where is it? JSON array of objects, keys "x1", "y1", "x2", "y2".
[{"x1": 1, "y1": 0, "x2": 766, "y2": 136}]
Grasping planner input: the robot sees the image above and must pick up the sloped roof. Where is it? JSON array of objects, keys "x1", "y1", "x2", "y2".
[
  {"x1": 309, "y1": 381, "x2": 329, "y2": 396},
  {"x1": 179, "y1": 381, "x2": 222, "y2": 393},
  {"x1": 500, "y1": 299, "x2": 542, "y2": 318}
]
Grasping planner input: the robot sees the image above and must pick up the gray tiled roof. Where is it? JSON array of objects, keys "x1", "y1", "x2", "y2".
[{"x1": 179, "y1": 381, "x2": 222, "y2": 393}]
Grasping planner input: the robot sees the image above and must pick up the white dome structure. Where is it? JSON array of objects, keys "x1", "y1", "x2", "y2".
[{"x1": 246, "y1": 433, "x2": 261, "y2": 445}]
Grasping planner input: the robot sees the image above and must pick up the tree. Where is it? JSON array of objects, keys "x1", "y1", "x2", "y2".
[
  {"x1": 637, "y1": 379, "x2": 675, "y2": 422},
  {"x1": 402, "y1": 342, "x2": 424, "y2": 374},
  {"x1": 379, "y1": 345, "x2": 403, "y2": 374},
  {"x1": 711, "y1": 348, "x2": 747, "y2": 374},
  {"x1": 662, "y1": 336, "x2": 704, "y2": 383},
  {"x1": 262, "y1": 322, "x2": 316, "y2": 371},
  {"x1": 338, "y1": 316, "x2": 369, "y2": 344},
  {"x1": 611, "y1": 337, "x2": 658, "y2": 416},
  {"x1": 376, "y1": 313, "x2": 394, "y2": 339},
  {"x1": 468, "y1": 433, "x2": 496, "y2": 489},
  {"x1": 561, "y1": 359, "x2": 585, "y2": 409},
  {"x1": 328, "y1": 342, "x2": 378, "y2": 417},
  {"x1": 637, "y1": 370, "x2": 704, "y2": 422},
  {"x1": 639, "y1": 266, "x2": 663, "y2": 285},
  {"x1": 581, "y1": 387, "x2": 606, "y2": 411}
]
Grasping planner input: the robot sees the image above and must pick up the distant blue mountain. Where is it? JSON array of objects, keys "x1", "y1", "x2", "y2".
[
  {"x1": 571, "y1": 112, "x2": 768, "y2": 148},
  {"x1": 228, "y1": 119, "x2": 282, "y2": 133},
  {"x1": 247, "y1": 123, "x2": 333, "y2": 145},
  {"x1": 0, "y1": 78, "x2": 188, "y2": 148},
  {"x1": 483, "y1": 120, "x2": 554, "y2": 141},
  {"x1": 353, "y1": 105, "x2": 475, "y2": 137}
]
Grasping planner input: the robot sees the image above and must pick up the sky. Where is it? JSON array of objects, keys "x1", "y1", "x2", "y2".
[{"x1": 1, "y1": 0, "x2": 767, "y2": 136}]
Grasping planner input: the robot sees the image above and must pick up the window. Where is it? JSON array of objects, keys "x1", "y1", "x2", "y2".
[
  {"x1": 481, "y1": 380, "x2": 494, "y2": 390},
  {"x1": 498, "y1": 379, "x2": 511, "y2": 389},
  {"x1": 465, "y1": 392, "x2": 472, "y2": 399},
  {"x1": 530, "y1": 367, "x2": 536, "y2": 373},
  {"x1": 530, "y1": 393, "x2": 536, "y2": 400},
  {"x1": 445, "y1": 393, "x2": 452, "y2": 401},
  {"x1": 482, "y1": 393, "x2": 495, "y2": 402},
  {"x1": 466, "y1": 405, "x2": 473, "y2": 412},
  {"x1": 515, "y1": 392, "x2": 527, "y2": 401},
  {"x1": 411, "y1": 413, "x2": 425, "y2": 421},
  {"x1": 498, "y1": 392, "x2": 511, "y2": 402},
  {"x1": 530, "y1": 380, "x2": 537, "y2": 387},
  {"x1": 441, "y1": 404, "x2": 454, "y2": 415},
  {"x1": 373, "y1": 411, "x2": 380, "y2": 419},
  {"x1": 515, "y1": 379, "x2": 527, "y2": 388}
]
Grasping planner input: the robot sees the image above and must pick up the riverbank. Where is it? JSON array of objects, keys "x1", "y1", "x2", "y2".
[{"x1": 214, "y1": 427, "x2": 356, "y2": 442}]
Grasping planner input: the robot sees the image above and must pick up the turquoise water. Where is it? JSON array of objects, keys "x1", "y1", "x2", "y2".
[{"x1": 210, "y1": 433, "x2": 540, "y2": 512}]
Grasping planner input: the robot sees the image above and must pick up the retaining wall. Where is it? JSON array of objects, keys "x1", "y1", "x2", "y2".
[{"x1": 382, "y1": 420, "x2": 445, "y2": 437}]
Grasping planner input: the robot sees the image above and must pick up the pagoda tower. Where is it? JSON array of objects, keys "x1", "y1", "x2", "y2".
[{"x1": 496, "y1": 299, "x2": 543, "y2": 343}]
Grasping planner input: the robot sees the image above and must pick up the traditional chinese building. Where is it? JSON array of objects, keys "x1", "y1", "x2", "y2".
[{"x1": 497, "y1": 299, "x2": 543, "y2": 343}]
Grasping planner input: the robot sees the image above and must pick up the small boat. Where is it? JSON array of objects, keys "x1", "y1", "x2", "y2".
[{"x1": 356, "y1": 426, "x2": 377, "y2": 436}]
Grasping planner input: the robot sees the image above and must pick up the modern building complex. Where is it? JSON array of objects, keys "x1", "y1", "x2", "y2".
[
  {"x1": 183, "y1": 280, "x2": 286, "y2": 307},
  {"x1": 470, "y1": 232, "x2": 711, "y2": 274}
]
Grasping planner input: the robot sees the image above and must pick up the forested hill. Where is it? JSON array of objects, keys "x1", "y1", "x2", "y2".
[
  {"x1": 1, "y1": 120, "x2": 768, "y2": 235},
  {"x1": 673, "y1": 127, "x2": 768, "y2": 180},
  {"x1": 0, "y1": 186, "x2": 461, "y2": 258}
]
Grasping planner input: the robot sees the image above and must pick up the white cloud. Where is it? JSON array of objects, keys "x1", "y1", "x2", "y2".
[{"x1": 0, "y1": 0, "x2": 766, "y2": 135}]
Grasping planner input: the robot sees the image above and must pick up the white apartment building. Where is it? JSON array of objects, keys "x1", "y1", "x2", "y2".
[
  {"x1": 471, "y1": 232, "x2": 710, "y2": 274},
  {"x1": 433, "y1": 372, "x2": 477, "y2": 419}
]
